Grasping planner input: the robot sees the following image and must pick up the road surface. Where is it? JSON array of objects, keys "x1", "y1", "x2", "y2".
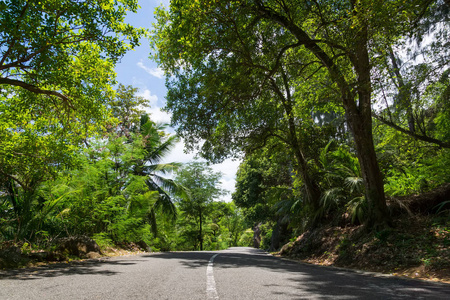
[{"x1": 1, "y1": 247, "x2": 449, "y2": 299}]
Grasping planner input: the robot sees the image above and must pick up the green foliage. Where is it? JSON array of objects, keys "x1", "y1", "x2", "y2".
[
  {"x1": 109, "y1": 84, "x2": 150, "y2": 136},
  {"x1": 0, "y1": 0, "x2": 144, "y2": 100},
  {"x1": 92, "y1": 233, "x2": 114, "y2": 250},
  {"x1": 0, "y1": 0, "x2": 146, "y2": 190},
  {"x1": 147, "y1": 199, "x2": 246, "y2": 252},
  {"x1": 375, "y1": 121, "x2": 450, "y2": 196},
  {"x1": 315, "y1": 141, "x2": 367, "y2": 223},
  {"x1": 238, "y1": 229, "x2": 254, "y2": 247},
  {"x1": 38, "y1": 134, "x2": 160, "y2": 242},
  {"x1": 174, "y1": 161, "x2": 225, "y2": 250},
  {"x1": 233, "y1": 147, "x2": 296, "y2": 224},
  {"x1": 0, "y1": 82, "x2": 189, "y2": 249},
  {"x1": 259, "y1": 223, "x2": 273, "y2": 251}
]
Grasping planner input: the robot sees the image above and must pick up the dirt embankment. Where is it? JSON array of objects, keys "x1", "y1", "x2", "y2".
[
  {"x1": 279, "y1": 184, "x2": 450, "y2": 284},
  {"x1": 0, "y1": 237, "x2": 150, "y2": 269}
]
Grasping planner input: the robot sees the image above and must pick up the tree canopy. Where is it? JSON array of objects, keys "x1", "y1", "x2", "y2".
[
  {"x1": 0, "y1": 0, "x2": 146, "y2": 193},
  {"x1": 151, "y1": 0, "x2": 449, "y2": 228},
  {"x1": 0, "y1": 2, "x2": 249, "y2": 257}
]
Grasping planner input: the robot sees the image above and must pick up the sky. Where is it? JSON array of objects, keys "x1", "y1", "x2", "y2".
[{"x1": 114, "y1": 0, "x2": 240, "y2": 202}]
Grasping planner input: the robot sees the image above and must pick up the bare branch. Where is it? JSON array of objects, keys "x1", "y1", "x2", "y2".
[{"x1": 0, "y1": 77, "x2": 74, "y2": 109}]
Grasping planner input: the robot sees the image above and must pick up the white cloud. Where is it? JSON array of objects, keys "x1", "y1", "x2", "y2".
[
  {"x1": 136, "y1": 89, "x2": 172, "y2": 124},
  {"x1": 137, "y1": 89, "x2": 158, "y2": 106},
  {"x1": 164, "y1": 139, "x2": 198, "y2": 164},
  {"x1": 137, "y1": 61, "x2": 164, "y2": 79},
  {"x1": 147, "y1": 107, "x2": 172, "y2": 124},
  {"x1": 218, "y1": 177, "x2": 234, "y2": 203},
  {"x1": 211, "y1": 158, "x2": 241, "y2": 203},
  {"x1": 163, "y1": 140, "x2": 240, "y2": 203},
  {"x1": 211, "y1": 158, "x2": 241, "y2": 180}
]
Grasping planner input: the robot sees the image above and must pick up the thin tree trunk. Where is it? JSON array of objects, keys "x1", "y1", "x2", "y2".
[
  {"x1": 291, "y1": 133, "x2": 321, "y2": 211},
  {"x1": 272, "y1": 71, "x2": 321, "y2": 212},
  {"x1": 388, "y1": 48, "x2": 415, "y2": 133},
  {"x1": 285, "y1": 106, "x2": 321, "y2": 211},
  {"x1": 199, "y1": 209, "x2": 203, "y2": 251}
]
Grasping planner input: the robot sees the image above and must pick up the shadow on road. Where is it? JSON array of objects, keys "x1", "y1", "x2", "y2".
[
  {"x1": 147, "y1": 247, "x2": 450, "y2": 299},
  {"x1": 0, "y1": 258, "x2": 139, "y2": 281},
  {"x1": 1, "y1": 247, "x2": 449, "y2": 299},
  {"x1": 143, "y1": 251, "x2": 213, "y2": 268}
]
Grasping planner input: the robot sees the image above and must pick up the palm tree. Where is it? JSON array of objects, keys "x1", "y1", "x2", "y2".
[
  {"x1": 317, "y1": 140, "x2": 366, "y2": 224},
  {"x1": 133, "y1": 114, "x2": 188, "y2": 235}
]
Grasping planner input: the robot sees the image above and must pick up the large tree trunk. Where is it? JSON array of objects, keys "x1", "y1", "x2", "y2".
[
  {"x1": 346, "y1": 104, "x2": 389, "y2": 227},
  {"x1": 346, "y1": 25, "x2": 390, "y2": 227}
]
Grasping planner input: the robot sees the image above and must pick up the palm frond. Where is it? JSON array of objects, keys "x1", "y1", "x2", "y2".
[
  {"x1": 144, "y1": 162, "x2": 183, "y2": 174},
  {"x1": 154, "y1": 122, "x2": 170, "y2": 131},
  {"x1": 274, "y1": 198, "x2": 294, "y2": 216},
  {"x1": 148, "y1": 174, "x2": 188, "y2": 198},
  {"x1": 320, "y1": 187, "x2": 343, "y2": 212},
  {"x1": 319, "y1": 140, "x2": 334, "y2": 168},
  {"x1": 344, "y1": 176, "x2": 363, "y2": 194},
  {"x1": 154, "y1": 194, "x2": 177, "y2": 220},
  {"x1": 145, "y1": 135, "x2": 179, "y2": 165},
  {"x1": 346, "y1": 196, "x2": 367, "y2": 224}
]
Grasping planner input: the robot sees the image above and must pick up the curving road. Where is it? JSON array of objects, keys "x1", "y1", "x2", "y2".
[{"x1": 1, "y1": 247, "x2": 449, "y2": 299}]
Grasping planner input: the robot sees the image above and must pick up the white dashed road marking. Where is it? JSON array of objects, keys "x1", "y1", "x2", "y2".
[{"x1": 206, "y1": 254, "x2": 219, "y2": 299}]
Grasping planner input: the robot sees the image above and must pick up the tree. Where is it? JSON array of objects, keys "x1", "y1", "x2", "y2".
[
  {"x1": 106, "y1": 85, "x2": 185, "y2": 236},
  {"x1": 220, "y1": 202, "x2": 247, "y2": 247},
  {"x1": 0, "y1": 0, "x2": 143, "y2": 102},
  {"x1": 151, "y1": 0, "x2": 348, "y2": 213},
  {"x1": 233, "y1": 145, "x2": 296, "y2": 249},
  {"x1": 0, "y1": 0, "x2": 145, "y2": 143},
  {"x1": 371, "y1": 0, "x2": 450, "y2": 149},
  {"x1": 175, "y1": 162, "x2": 225, "y2": 250},
  {"x1": 132, "y1": 116, "x2": 185, "y2": 235},
  {"x1": 0, "y1": 1, "x2": 145, "y2": 228},
  {"x1": 209, "y1": 201, "x2": 246, "y2": 248},
  {"x1": 109, "y1": 84, "x2": 150, "y2": 137},
  {"x1": 152, "y1": 0, "x2": 435, "y2": 227}
]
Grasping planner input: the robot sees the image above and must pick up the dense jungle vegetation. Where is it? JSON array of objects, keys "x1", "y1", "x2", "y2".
[
  {"x1": 151, "y1": 0, "x2": 450, "y2": 270},
  {"x1": 1, "y1": 0, "x2": 450, "y2": 276},
  {"x1": 0, "y1": 0, "x2": 248, "y2": 261}
]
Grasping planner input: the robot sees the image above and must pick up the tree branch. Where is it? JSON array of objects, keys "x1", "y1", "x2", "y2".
[
  {"x1": 373, "y1": 113, "x2": 450, "y2": 148},
  {"x1": 252, "y1": 1, "x2": 356, "y2": 111},
  {"x1": 0, "y1": 77, "x2": 74, "y2": 109}
]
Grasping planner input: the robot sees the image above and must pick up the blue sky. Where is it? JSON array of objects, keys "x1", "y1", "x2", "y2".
[{"x1": 114, "y1": 0, "x2": 240, "y2": 202}]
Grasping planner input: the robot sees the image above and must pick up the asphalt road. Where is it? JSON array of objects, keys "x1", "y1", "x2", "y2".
[{"x1": 1, "y1": 247, "x2": 449, "y2": 299}]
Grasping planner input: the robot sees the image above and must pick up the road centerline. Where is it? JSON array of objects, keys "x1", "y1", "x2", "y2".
[{"x1": 206, "y1": 253, "x2": 219, "y2": 299}]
